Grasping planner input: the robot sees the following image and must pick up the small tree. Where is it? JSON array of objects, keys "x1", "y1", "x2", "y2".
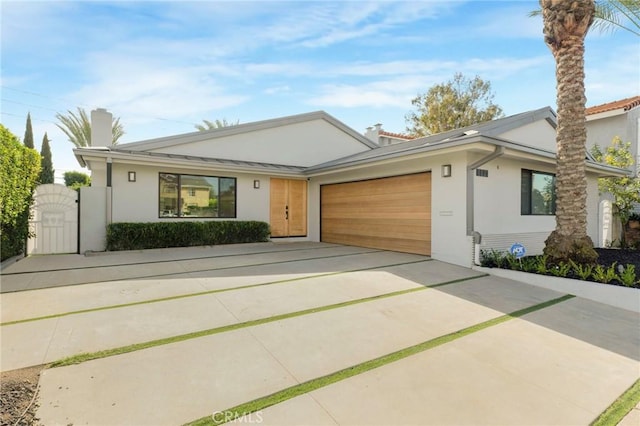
[
  {"x1": 64, "y1": 171, "x2": 91, "y2": 191},
  {"x1": 405, "y1": 73, "x2": 503, "y2": 136},
  {"x1": 195, "y1": 118, "x2": 239, "y2": 131},
  {"x1": 38, "y1": 133, "x2": 55, "y2": 184},
  {"x1": 23, "y1": 112, "x2": 34, "y2": 149},
  {"x1": 590, "y1": 137, "x2": 640, "y2": 247}
]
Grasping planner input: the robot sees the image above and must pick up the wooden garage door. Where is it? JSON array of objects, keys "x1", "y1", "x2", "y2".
[{"x1": 321, "y1": 172, "x2": 431, "y2": 255}]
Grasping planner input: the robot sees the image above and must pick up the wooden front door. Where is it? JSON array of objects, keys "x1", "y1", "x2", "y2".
[{"x1": 270, "y1": 178, "x2": 307, "y2": 237}]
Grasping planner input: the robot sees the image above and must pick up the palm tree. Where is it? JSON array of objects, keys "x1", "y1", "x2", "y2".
[
  {"x1": 530, "y1": 1, "x2": 640, "y2": 36},
  {"x1": 195, "y1": 118, "x2": 239, "y2": 131},
  {"x1": 56, "y1": 107, "x2": 124, "y2": 148},
  {"x1": 541, "y1": 0, "x2": 599, "y2": 264}
]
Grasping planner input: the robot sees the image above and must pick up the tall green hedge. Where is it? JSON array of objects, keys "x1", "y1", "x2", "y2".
[
  {"x1": 1, "y1": 125, "x2": 41, "y2": 261},
  {"x1": 106, "y1": 221, "x2": 270, "y2": 251}
]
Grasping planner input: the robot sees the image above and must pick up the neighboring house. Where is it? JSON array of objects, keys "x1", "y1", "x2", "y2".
[
  {"x1": 585, "y1": 96, "x2": 640, "y2": 245},
  {"x1": 74, "y1": 107, "x2": 624, "y2": 267},
  {"x1": 586, "y1": 95, "x2": 640, "y2": 175},
  {"x1": 364, "y1": 123, "x2": 415, "y2": 146}
]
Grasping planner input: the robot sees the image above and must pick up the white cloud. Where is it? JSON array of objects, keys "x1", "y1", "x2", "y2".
[
  {"x1": 69, "y1": 54, "x2": 248, "y2": 123},
  {"x1": 308, "y1": 84, "x2": 409, "y2": 108},
  {"x1": 306, "y1": 55, "x2": 552, "y2": 110}
]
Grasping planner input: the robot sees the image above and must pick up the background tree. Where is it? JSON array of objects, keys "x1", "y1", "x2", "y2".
[
  {"x1": 541, "y1": 0, "x2": 598, "y2": 264},
  {"x1": 23, "y1": 112, "x2": 34, "y2": 149},
  {"x1": 38, "y1": 133, "x2": 55, "y2": 184},
  {"x1": 590, "y1": 137, "x2": 640, "y2": 246},
  {"x1": 63, "y1": 170, "x2": 91, "y2": 191},
  {"x1": 56, "y1": 107, "x2": 125, "y2": 148},
  {"x1": 530, "y1": 0, "x2": 640, "y2": 36},
  {"x1": 0, "y1": 125, "x2": 41, "y2": 260},
  {"x1": 405, "y1": 73, "x2": 503, "y2": 137},
  {"x1": 195, "y1": 118, "x2": 240, "y2": 131}
]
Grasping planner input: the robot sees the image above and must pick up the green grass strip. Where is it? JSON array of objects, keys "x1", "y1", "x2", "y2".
[
  {"x1": 49, "y1": 273, "x2": 487, "y2": 368},
  {"x1": 591, "y1": 378, "x2": 640, "y2": 426},
  {"x1": 2, "y1": 258, "x2": 432, "y2": 326},
  {"x1": 186, "y1": 294, "x2": 575, "y2": 426}
]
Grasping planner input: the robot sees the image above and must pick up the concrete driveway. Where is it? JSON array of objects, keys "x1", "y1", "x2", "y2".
[{"x1": 1, "y1": 242, "x2": 638, "y2": 425}]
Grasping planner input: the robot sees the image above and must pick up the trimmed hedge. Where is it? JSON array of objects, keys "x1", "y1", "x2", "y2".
[
  {"x1": 1, "y1": 125, "x2": 41, "y2": 261},
  {"x1": 106, "y1": 221, "x2": 271, "y2": 251}
]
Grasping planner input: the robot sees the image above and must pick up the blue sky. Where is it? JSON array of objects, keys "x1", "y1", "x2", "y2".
[{"x1": 2, "y1": 0, "x2": 639, "y2": 182}]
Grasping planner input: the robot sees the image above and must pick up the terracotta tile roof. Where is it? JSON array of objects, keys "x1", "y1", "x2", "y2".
[
  {"x1": 379, "y1": 130, "x2": 415, "y2": 140},
  {"x1": 586, "y1": 96, "x2": 640, "y2": 115}
]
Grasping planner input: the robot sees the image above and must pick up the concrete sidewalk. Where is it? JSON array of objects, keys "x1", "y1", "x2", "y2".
[{"x1": 1, "y1": 243, "x2": 637, "y2": 425}]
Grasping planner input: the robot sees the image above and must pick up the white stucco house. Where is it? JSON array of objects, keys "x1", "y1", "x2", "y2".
[
  {"x1": 585, "y1": 96, "x2": 640, "y2": 245},
  {"x1": 586, "y1": 95, "x2": 640, "y2": 175},
  {"x1": 74, "y1": 107, "x2": 625, "y2": 268}
]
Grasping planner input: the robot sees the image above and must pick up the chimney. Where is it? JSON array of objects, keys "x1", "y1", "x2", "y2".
[
  {"x1": 91, "y1": 108, "x2": 113, "y2": 147},
  {"x1": 364, "y1": 124, "x2": 383, "y2": 144}
]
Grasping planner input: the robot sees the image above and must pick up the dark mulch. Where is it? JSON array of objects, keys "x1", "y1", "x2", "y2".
[{"x1": 595, "y1": 248, "x2": 640, "y2": 271}]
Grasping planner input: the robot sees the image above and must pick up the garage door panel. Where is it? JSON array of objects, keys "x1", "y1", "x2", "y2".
[
  {"x1": 322, "y1": 194, "x2": 430, "y2": 209},
  {"x1": 322, "y1": 232, "x2": 431, "y2": 256},
  {"x1": 322, "y1": 219, "x2": 429, "y2": 239},
  {"x1": 321, "y1": 172, "x2": 431, "y2": 256},
  {"x1": 322, "y1": 180, "x2": 429, "y2": 199},
  {"x1": 321, "y1": 203, "x2": 430, "y2": 217}
]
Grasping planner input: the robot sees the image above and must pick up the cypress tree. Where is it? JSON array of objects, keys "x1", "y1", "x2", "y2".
[
  {"x1": 24, "y1": 112, "x2": 34, "y2": 149},
  {"x1": 38, "y1": 133, "x2": 55, "y2": 184}
]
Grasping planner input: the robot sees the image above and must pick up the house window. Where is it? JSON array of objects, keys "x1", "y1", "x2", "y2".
[
  {"x1": 521, "y1": 169, "x2": 556, "y2": 215},
  {"x1": 159, "y1": 173, "x2": 236, "y2": 218}
]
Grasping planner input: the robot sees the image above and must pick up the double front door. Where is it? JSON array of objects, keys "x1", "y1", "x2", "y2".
[{"x1": 270, "y1": 178, "x2": 307, "y2": 237}]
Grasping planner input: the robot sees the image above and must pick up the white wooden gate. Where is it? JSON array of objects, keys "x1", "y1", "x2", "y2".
[{"x1": 27, "y1": 184, "x2": 78, "y2": 254}]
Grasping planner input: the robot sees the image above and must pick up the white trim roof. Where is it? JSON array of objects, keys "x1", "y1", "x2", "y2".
[
  {"x1": 111, "y1": 110, "x2": 378, "y2": 152},
  {"x1": 74, "y1": 107, "x2": 628, "y2": 178}
]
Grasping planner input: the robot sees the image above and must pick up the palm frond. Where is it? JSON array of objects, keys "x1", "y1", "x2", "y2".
[
  {"x1": 529, "y1": 1, "x2": 640, "y2": 36},
  {"x1": 592, "y1": 0, "x2": 640, "y2": 36},
  {"x1": 56, "y1": 107, "x2": 125, "y2": 146}
]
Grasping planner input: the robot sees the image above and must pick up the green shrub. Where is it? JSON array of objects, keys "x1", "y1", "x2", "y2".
[
  {"x1": 480, "y1": 249, "x2": 507, "y2": 268},
  {"x1": 0, "y1": 125, "x2": 40, "y2": 261},
  {"x1": 617, "y1": 265, "x2": 638, "y2": 287},
  {"x1": 106, "y1": 221, "x2": 270, "y2": 251},
  {"x1": 505, "y1": 253, "x2": 521, "y2": 270},
  {"x1": 592, "y1": 263, "x2": 618, "y2": 284},
  {"x1": 549, "y1": 262, "x2": 571, "y2": 277},
  {"x1": 569, "y1": 260, "x2": 594, "y2": 281},
  {"x1": 534, "y1": 255, "x2": 549, "y2": 274}
]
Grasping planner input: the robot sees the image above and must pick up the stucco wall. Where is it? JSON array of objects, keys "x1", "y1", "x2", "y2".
[
  {"x1": 586, "y1": 113, "x2": 631, "y2": 148},
  {"x1": 109, "y1": 163, "x2": 271, "y2": 224},
  {"x1": 474, "y1": 156, "x2": 602, "y2": 256},
  {"x1": 586, "y1": 109, "x2": 639, "y2": 175},
  {"x1": 79, "y1": 186, "x2": 107, "y2": 253},
  {"x1": 498, "y1": 120, "x2": 557, "y2": 152},
  {"x1": 152, "y1": 120, "x2": 372, "y2": 167}
]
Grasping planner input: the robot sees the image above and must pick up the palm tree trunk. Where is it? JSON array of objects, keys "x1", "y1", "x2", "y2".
[{"x1": 541, "y1": 0, "x2": 598, "y2": 264}]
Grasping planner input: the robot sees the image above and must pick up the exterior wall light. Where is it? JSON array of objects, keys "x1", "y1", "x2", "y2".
[
  {"x1": 253, "y1": 179, "x2": 260, "y2": 189},
  {"x1": 442, "y1": 164, "x2": 452, "y2": 178},
  {"x1": 128, "y1": 171, "x2": 136, "y2": 182}
]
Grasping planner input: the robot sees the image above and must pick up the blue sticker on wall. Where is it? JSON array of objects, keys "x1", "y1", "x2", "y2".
[{"x1": 510, "y1": 243, "x2": 526, "y2": 259}]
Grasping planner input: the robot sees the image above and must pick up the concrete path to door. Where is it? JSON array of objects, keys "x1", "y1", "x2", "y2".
[{"x1": 0, "y1": 242, "x2": 638, "y2": 425}]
